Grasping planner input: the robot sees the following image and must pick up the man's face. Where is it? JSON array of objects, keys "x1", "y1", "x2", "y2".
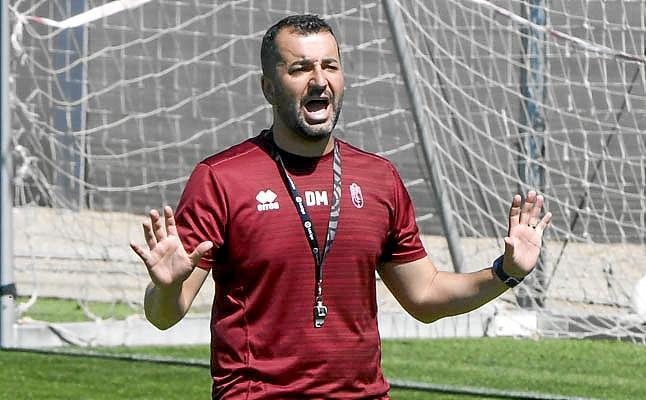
[{"x1": 269, "y1": 29, "x2": 345, "y2": 140}]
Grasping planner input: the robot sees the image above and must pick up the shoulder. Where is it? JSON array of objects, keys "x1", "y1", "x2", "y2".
[
  {"x1": 337, "y1": 139, "x2": 399, "y2": 178},
  {"x1": 199, "y1": 134, "x2": 270, "y2": 171}
]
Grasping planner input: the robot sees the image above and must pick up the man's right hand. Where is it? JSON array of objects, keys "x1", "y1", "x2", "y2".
[{"x1": 130, "y1": 206, "x2": 213, "y2": 290}]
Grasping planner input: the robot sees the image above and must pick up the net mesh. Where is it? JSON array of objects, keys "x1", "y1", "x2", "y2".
[
  {"x1": 392, "y1": 0, "x2": 646, "y2": 339},
  {"x1": 7, "y1": 0, "x2": 646, "y2": 344}
]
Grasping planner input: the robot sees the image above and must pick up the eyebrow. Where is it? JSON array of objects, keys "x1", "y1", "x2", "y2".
[{"x1": 288, "y1": 57, "x2": 340, "y2": 66}]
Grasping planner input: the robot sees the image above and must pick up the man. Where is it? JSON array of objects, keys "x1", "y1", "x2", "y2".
[{"x1": 130, "y1": 14, "x2": 551, "y2": 399}]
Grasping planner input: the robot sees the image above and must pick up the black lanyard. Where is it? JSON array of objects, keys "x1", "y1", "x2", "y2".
[{"x1": 266, "y1": 131, "x2": 342, "y2": 328}]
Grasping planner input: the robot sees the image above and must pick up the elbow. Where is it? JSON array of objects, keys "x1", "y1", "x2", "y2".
[
  {"x1": 411, "y1": 312, "x2": 443, "y2": 324},
  {"x1": 408, "y1": 303, "x2": 471, "y2": 324},
  {"x1": 144, "y1": 309, "x2": 181, "y2": 331},
  {"x1": 404, "y1": 304, "x2": 444, "y2": 324},
  {"x1": 151, "y1": 320, "x2": 176, "y2": 331},
  {"x1": 416, "y1": 315, "x2": 438, "y2": 324}
]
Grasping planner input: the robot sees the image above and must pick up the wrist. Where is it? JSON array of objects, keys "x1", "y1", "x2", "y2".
[{"x1": 492, "y1": 255, "x2": 524, "y2": 288}]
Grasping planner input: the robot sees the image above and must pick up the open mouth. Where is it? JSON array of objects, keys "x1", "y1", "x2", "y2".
[
  {"x1": 304, "y1": 98, "x2": 330, "y2": 113},
  {"x1": 302, "y1": 97, "x2": 332, "y2": 124}
]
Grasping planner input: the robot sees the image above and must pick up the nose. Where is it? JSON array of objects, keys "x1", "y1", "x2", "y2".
[{"x1": 309, "y1": 65, "x2": 327, "y2": 90}]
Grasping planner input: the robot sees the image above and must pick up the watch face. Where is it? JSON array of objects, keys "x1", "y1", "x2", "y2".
[{"x1": 505, "y1": 277, "x2": 520, "y2": 287}]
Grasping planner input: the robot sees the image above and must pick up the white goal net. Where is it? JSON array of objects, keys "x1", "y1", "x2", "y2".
[
  {"x1": 389, "y1": 0, "x2": 646, "y2": 340},
  {"x1": 6, "y1": 0, "x2": 646, "y2": 345}
]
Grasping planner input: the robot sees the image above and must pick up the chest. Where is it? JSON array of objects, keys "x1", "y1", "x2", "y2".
[{"x1": 220, "y1": 162, "x2": 392, "y2": 269}]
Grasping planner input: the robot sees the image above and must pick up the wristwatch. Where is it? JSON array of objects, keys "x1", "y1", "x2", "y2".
[{"x1": 492, "y1": 255, "x2": 523, "y2": 288}]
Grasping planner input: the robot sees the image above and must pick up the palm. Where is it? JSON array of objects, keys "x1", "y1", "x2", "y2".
[
  {"x1": 503, "y1": 191, "x2": 552, "y2": 277},
  {"x1": 145, "y1": 235, "x2": 193, "y2": 287},
  {"x1": 130, "y1": 206, "x2": 212, "y2": 289},
  {"x1": 506, "y1": 224, "x2": 542, "y2": 274}
]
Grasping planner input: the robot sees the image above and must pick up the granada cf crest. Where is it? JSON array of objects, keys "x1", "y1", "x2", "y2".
[{"x1": 350, "y1": 183, "x2": 364, "y2": 209}]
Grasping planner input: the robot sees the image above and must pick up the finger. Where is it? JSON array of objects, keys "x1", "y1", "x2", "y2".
[
  {"x1": 164, "y1": 206, "x2": 178, "y2": 237},
  {"x1": 150, "y1": 209, "x2": 167, "y2": 242},
  {"x1": 518, "y1": 191, "x2": 536, "y2": 226},
  {"x1": 142, "y1": 221, "x2": 157, "y2": 250},
  {"x1": 528, "y1": 194, "x2": 544, "y2": 227},
  {"x1": 535, "y1": 211, "x2": 553, "y2": 237},
  {"x1": 130, "y1": 241, "x2": 152, "y2": 266},
  {"x1": 507, "y1": 194, "x2": 522, "y2": 234},
  {"x1": 189, "y1": 241, "x2": 213, "y2": 267}
]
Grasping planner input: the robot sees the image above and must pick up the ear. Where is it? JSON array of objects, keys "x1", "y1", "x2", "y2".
[{"x1": 261, "y1": 76, "x2": 275, "y2": 105}]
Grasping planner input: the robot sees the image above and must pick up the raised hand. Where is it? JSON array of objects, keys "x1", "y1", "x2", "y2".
[
  {"x1": 502, "y1": 191, "x2": 552, "y2": 278},
  {"x1": 130, "y1": 206, "x2": 212, "y2": 289}
]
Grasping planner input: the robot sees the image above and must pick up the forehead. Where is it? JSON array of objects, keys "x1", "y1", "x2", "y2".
[{"x1": 274, "y1": 29, "x2": 340, "y2": 63}]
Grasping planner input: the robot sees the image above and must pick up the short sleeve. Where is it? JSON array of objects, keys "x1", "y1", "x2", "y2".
[
  {"x1": 380, "y1": 166, "x2": 427, "y2": 264},
  {"x1": 175, "y1": 163, "x2": 228, "y2": 270}
]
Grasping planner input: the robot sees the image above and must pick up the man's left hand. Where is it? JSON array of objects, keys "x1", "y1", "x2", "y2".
[{"x1": 502, "y1": 191, "x2": 552, "y2": 278}]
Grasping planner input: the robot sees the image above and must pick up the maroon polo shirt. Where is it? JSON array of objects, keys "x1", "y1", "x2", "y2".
[{"x1": 176, "y1": 131, "x2": 427, "y2": 399}]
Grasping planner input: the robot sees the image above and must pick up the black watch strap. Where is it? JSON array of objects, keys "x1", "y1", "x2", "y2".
[{"x1": 492, "y1": 255, "x2": 523, "y2": 288}]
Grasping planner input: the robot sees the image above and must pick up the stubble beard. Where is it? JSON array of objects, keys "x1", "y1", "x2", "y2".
[{"x1": 275, "y1": 90, "x2": 344, "y2": 142}]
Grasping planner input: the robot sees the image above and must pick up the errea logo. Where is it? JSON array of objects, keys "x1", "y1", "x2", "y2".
[{"x1": 256, "y1": 190, "x2": 280, "y2": 211}]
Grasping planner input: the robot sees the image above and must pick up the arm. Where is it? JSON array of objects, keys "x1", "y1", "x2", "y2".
[
  {"x1": 131, "y1": 206, "x2": 213, "y2": 330},
  {"x1": 379, "y1": 191, "x2": 552, "y2": 323},
  {"x1": 143, "y1": 264, "x2": 209, "y2": 330},
  {"x1": 378, "y1": 257, "x2": 506, "y2": 323}
]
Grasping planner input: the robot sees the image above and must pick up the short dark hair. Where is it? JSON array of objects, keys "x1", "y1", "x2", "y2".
[{"x1": 260, "y1": 14, "x2": 338, "y2": 79}]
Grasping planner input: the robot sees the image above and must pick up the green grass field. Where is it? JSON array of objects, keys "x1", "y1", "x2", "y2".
[{"x1": 2, "y1": 337, "x2": 644, "y2": 399}]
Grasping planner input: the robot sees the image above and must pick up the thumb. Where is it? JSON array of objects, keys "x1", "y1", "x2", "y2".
[{"x1": 190, "y1": 241, "x2": 213, "y2": 267}]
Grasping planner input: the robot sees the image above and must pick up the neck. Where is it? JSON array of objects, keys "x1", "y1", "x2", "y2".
[{"x1": 271, "y1": 124, "x2": 334, "y2": 158}]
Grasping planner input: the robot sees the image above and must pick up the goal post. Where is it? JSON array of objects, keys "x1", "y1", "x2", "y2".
[
  {"x1": 1, "y1": 0, "x2": 16, "y2": 349},
  {"x1": 382, "y1": 0, "x2": 466, "y2": 273},
  {"x1": 517, "y1": 0, "x2": 547, "y2": 308}
]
